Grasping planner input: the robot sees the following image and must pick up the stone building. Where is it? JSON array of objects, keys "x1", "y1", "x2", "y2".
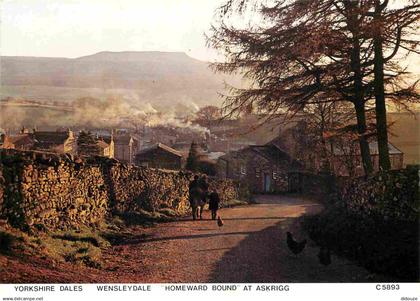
[
  {"x1": 1, "y1": 133, "x2": 34, "y2": 150},
  {"x1": 97, "y1": 136, "x2": 114, "y2": 158},
  {"x1": 113, "y1": 134, "x2": 137, "y2": 164},
  {"x1": 217, "y1": 141, "x2": 302, "y2": 193},
  {"x1": 331, "y1": 141, "x2": 404, "y2": 176},
  {"x1": 0, "y1": 127, "x2": 34, "y2": 151},
  {"x1": 135, "y1": 143, "x2": 183, "y2": 170},
  {"x1": 32, "y1": 129, "x2": 76, "y2": 154}
]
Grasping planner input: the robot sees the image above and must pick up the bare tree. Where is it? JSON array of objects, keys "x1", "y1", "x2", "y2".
[
  {"x1": 366, "y1": 0, "x2": 420, "y2": 170},
  {"x1": 207, "y1": 0, "x2": 419, "y2": 175},
  {"x1": 195, "y1": 105, "x2": 222, "y2": 126}
]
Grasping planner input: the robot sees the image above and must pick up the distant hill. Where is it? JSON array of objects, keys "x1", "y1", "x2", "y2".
[{"x1": 0, "y1": 51, "x2": 240, "y2": 109}]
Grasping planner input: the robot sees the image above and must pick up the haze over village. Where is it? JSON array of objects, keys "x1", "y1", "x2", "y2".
[{"x1": 0, "y1": 0, "x2": 419, "y2": 286}]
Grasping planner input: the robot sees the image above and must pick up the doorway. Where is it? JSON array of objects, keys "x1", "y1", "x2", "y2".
[{"x1": 263, "y1": 173, "x2": 271, "y2": 193}]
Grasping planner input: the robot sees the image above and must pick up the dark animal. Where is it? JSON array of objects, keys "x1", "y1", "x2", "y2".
[
  {"x1": 217, "y1": 216, "x2": 224, "y2": 227},
  {"x1": 286, "y1": 231, "x2": 307, "y2": 257},
  {"x1": 318, "y1": 246, "x2": 331, "y2": 266}
]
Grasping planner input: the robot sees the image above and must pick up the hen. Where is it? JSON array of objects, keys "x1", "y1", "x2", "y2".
[
  {"x1": 286, "y1": 231, "x2": 307, "y2": 257},
  {"x1": 318, "y1": 246, "x2": 331, "y2": 266},
  {"x1": 217, "y1": 216, "x2": 224, "y2": 227}
]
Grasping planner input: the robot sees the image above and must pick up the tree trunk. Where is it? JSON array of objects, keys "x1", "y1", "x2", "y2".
[
  {"x1": 346, "y1": 1, "x2": 373, "y2": 175},
  {"x1": 349, "y1": 30, "x2": 373, "y2": 172},
  {"x1": 373, "y1": 1, "x2": 391, "y2": 170},
  {"x1": 354, "y1": 100, "x2": 373, "y2": 175}
]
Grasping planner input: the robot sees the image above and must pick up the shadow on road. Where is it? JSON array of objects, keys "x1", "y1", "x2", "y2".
[
  {"x1": 217, "y1": 217, "x2": 286, "y2": 221},
  {"x1": 208, "y1": 215, "x2": 382, "y2": 283},
  {"x1": 195, "y1": 247, "x2": 231, "y2": 252},
  {"x1": 104, "y1": 231, "x2": 259, "y2": 246}
]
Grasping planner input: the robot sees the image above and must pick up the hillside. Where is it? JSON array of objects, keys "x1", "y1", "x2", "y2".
[
  {"x1": 388, "y1": 112, "x2": 420, "y2": 165},
  {"x1": 0, "y1": 51, "x2": 240, "y2": 109}
]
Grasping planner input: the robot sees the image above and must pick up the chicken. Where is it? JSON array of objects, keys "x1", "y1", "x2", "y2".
[
  {"x1": 286, "y1": 231, "x2": 307, "y2": 257},
  {"x1": 217, "y1": 216, "x2": 224, "y2": 227},
  {"x1": 318, "y1": 246, "x2": 331, "y2": 266}
]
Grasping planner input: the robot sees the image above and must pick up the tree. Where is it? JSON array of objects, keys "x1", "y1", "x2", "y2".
[
  {"x1": 208, "y1": 0, "x2": 375, "y2": 174},
  {"x1": 197, "y1": 159, "x2": 217, "y2": 176},
  {"x1": 280, "y1": 102, "x2": 372, "y2": 174},
  {"x1": 208, "y1": 0, "x2": 419, "y2": 175},
  {"x1": 366, "y1": 0, "x2": 420, "y2": 170},
  {"x1": 185, "y1": 141, "x2": 201, "y2": 172},
  {"x1": 195, "y1": 106, "x2": 222, "y2": 126},
  {"x1": 77, "y1": 131, "x2": 100, "y2": 157}
]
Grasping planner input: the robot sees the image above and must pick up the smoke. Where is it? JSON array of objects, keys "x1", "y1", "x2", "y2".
[
  {"x1": 145, "y1": 112, "x2": 210, "y2": 134},
  {"x1": 0, "y1": 95, "x2": 209, "y2": 134}
]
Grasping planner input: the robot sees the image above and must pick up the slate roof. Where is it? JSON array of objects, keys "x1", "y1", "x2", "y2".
[
  {"x1": 136, "y1": 143, "x2": 182, "y2": 158},
  {"x1": 332, "y1": 141, "x2": 403, "y2": 156},
  {"x1": 218, "y1": 143, "x2": 303, "y2": 170},
  {"x1": 32, "y1": 131, "x2": 70, "y2": 148},
  {"x1": 368, "y1": 141, "x2": 402, "y2": 155},
  {"x1": 250, "y1": 144, "x2": 303, "y2": 169},
  {"x1": 6, "y1": 134, "x2": 34, "y2": 148},
  {"x1": 30, "y1": 131, "x2": 73, "y2": 150},
  {"x1": 97, "y1": 140, "x2": 110, "y2": 149},
  {"x1": 97, "y1": 135, "x2": 113, "y2": 145},
  {"x1": 113, "y1": 135, "x2": 133, "y2": 145}
]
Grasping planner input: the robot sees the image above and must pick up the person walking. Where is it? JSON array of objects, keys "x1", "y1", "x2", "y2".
[
  {"x1": 197, "y1": 175, "x2": 209, "y2": 219},
  {"x1": 208, "y1": 191, "x2": 220, "y2": 220},
  {"x1": 188, "y1": 175, "x2": 200, "y2": 220}
]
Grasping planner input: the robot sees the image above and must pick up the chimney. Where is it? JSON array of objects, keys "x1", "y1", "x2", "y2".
[
  {"x1": 21, "y1": 126, "x2": 29, "y2": 134},
  {"x1": 67, "y1": 128, "x2": 74, "y2": 138}
]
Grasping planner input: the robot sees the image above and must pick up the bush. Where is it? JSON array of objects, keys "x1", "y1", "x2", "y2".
[
  {"x1": 302, "y1": 206, "x2": 419, "y2": 281},
  {"x1": 0, "y1": 231, "x2": 16, "y2": 254}
]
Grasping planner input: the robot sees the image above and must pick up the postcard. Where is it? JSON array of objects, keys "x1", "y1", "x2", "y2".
[{"x1": 0, "y1": 1, "x2": 418, "y2": 300}]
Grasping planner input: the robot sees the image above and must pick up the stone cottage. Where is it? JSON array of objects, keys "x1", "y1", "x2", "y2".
[
  {"x1": 135, "y1": 143, "x2": 183, "y2": 170},
  {"x1": 217, "y1": 141, "x2": 302, "y2": 193},
  {"x1": 114, "y1": 134, "x2": 137, "y2": 164},
  {"x1": 1, "y1": 133, "x2": 34, "y2": 150},
  {"x1": 331, "y1": 141, "x2": 404, "y2": 176},
  {"x1": 97, "y1": 136, "x2": 114, "y2": 158},
  {"x1": 97, "y1": 139, "x2": 114, "y2": 158},
  {"x1": 32, "y1": 129, "x2": 76, "y2": 154}
]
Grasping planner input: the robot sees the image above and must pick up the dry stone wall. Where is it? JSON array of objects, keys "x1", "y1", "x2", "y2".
[
  {"x1": 104, "y1": 163, "x2": 238, "y2": 214},
  {"x1": 0, "y1": 150, "x2": 239, "y2": 231},
  {"x1": 335, "y1": 166, "x2": 419, "y2": 221}
]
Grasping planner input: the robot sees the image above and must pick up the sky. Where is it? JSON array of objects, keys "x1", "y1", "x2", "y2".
[
  {"x1": 0, "y1": 0, "x2": 226, "y2": 61},
  {"x1": 0, "y1": 0, "x2": 418, "y2": 70}
]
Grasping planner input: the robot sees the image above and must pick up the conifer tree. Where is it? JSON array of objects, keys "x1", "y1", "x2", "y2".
[
  {"x1": 185, "y1": 141, "x2": 200, "y2": 172},
  {"x1": 208, "y1": 0, "x2": 419, "y2": 174},
  {"x1": 77, "y1": 131, "x2": 100, "y2": 157}
]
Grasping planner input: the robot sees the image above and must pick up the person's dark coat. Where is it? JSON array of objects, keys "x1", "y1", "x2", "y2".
[
  {"x1": 189, "y1": 179, "x2": 199, "y2": 193},
  {"x1": 188, "y1": 178, "x2": 200, "y2": 206},
  {"x1": 208, "y1": 192, "x2": 220, "y2": 211},
  {"x1": 198, "y1": 177, "x2": 209, "y2": 192}
]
